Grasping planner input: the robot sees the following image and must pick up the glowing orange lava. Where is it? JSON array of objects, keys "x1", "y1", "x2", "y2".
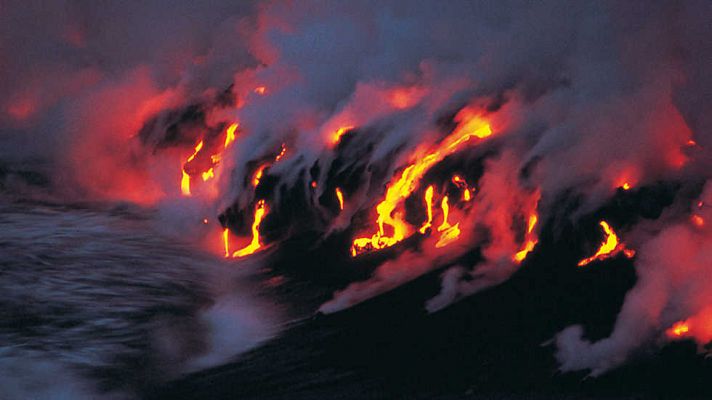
[
  {"x1": 335, "y1": 187, "x2": 345, "y2": 210},
  {"x1": 180, "y1": 123, "x2": 240, "y2": 196},
  {"x1": 350, "y1": 115, "x2": 491, "y2": 256},
  {"x1": 223, "y1": 228, "x2": 230, "y2": 258},
  {"x1": 275, "y1": 143, "x2": 287, "y2": 161},
  {"x1": 418, "y1": 185, "x2": 435, "y2": 234},
  {"x1": 513, "y1": 214, "x2": 539, "y2": 263},
  {"x1": 224, "y1": 123, "x2": 238, "y2": 148},
  {"x1": 331, "y1": 126, "x2": 354, "y2": 145},
  {"x1": 254, "y1": 86, "x2": 267, "y2": 95},
  {"x1": 667, "y1": 321, "x2": 690, "y2": 338},
  {"x1": 452, "y1": 175, "x2": 473, "y2": 201},
  {"x1": 181, "y1": 171, "x2": 192, "y2": 196},
  {"x1": 232, "y1": 200, "x2": 268, "y2": 258},
  {"x1": 578, "y1": 221, "x2": 635, "y2": 267},
  {"x1": 180, "y1": 140, "x2": 205, "y2": 196},
  {"x1": 253, "y1": 164, "x2": 268, "y2": 187},
  {"x1": 435, "y1": 196, "x2": 461, "y2": 248},
  {"x1": 201, "y1": 168, "x2": 215, "y2": 181}
]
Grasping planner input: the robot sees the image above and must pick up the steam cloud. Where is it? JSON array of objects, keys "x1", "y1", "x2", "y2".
[{"x1": 3, "y1": 0, "x2": 712, "y2": 376}]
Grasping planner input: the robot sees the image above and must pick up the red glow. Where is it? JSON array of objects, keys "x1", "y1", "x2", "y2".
[{"x1": 387, "y1": 87, "x2": 423, "y2": 109}]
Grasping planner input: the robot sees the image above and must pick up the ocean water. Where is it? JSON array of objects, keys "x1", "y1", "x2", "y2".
[{"x1": 0, "y1": 200, "x2": 280, "y2": 399}]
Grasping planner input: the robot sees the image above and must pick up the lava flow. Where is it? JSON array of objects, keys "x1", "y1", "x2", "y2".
[
  {"x1": 224, "y1": 200, "x2": 269, "y2": 258},
  {"x1": 666, "y1": 321, "x2": 690, "y2": 339},
  {"x1": 435, "y1": 196, "x2": 461, "y2": 248},
  {"x1": 452, "y1": 175, "x2": 473, "y2": 201},
  {"x1": 181, "y1": 123, "x2": 239, "y2": 196},
  {"x1": 418, "y1": 185, "x2": 435, "y2": 234},
  {"x1": 350, "y1": 114, "x2": 492, "y2": 256},
  {"x1": 335, "y1": 188, "x2": 345, "y2": 210},
  {"x1": 577, "y1": 220, "x2": 635, "y2": 267}
]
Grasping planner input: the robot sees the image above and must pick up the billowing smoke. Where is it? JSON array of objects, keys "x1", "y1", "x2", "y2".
[{"x1": 3, "y1": 0, "x2": 712, "y2": 378}]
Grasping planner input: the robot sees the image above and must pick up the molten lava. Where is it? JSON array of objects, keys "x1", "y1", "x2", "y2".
[
  {"x1": 224, "y1": 122, "x2": 238, "y2": 148},
  {"x1": 275, "y1": 143, "x2": 287, "y2": 161},
  {"x1": 332, "y1": 126, "x2": 354, "y2": 145},
  {"x1": 452, "y1": 175, "x2": 473, "y2": 201},
  {"x1": 667, "y1": 321, "x2": 690, "y2": 338},
  {"x1": 253, "y1": 164, "x2": 268, "y2": 187},
  {"x1": 435, "y1": 195, "x2": 461, "y2": 248},
  {"x1": 232, "y1": 200, "x2": 268, "y2": 258},
  {"x1": 181, "y1": 171, "x2": 191, "y2": 196},
  {"x1": 180, "y1": 140, "x2": 204, "y2": 196},
  {"x1": 335, "y1": 188, "x2": 345, "y2": 210},
  {"x1": 350, "y1": 115, "x2": 491, "y2": 256},
  {"x1": 513, "y1": 214, "x2": 539, "y2": 263},
  {"x1": 180, "y1": 123, "x2": 240, "y2": 196},
  {"x1": 201, "y1": 168, "x2": 214, "y2": 181},
  {"x1": 418, "y1": 185, "x2": 435, "y2": 234},
  {"x1": 222, "y1": 228, "x2": 230, "y2": 258},
  {"x1": 577, "y1": 220, "x2": 635, "y2": 267}
]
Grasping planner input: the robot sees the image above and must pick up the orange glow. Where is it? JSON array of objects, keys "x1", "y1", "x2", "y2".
[
  {"x1": 335, "y1": 188, "x2": 345, "y2": 210},
  {"x1": 435, "y1": 196, "x2": 461, "y2": 248},
  {"x1": 578, "y1": 221, "x2": 635, "y2": 267},
  {"x1": 224, "y1": 123, "x2": 238, "y2": 148},
  {"x1": 222, "y1": 228, "x2": 230, "y2": 258},
  {"x1": 691, "y1": 214, "x2": 705, "y2": 227},
  {"x1": 419, "y1": 186, "x2": 435, "y2": 234},
  {"x1": 387, "y1": 87, "x2": 423, "y2": 109},
  {"x1": 331, "y1": 126, "x2": 354, "y2": 145},
  {"x1": 667, "y1": 321, "x2": 690, "y2": 338},
  {"x1": 687, "y1": 139, "x2": 697, "y2": 147},
  {"x1": 254, "y1": 86, "x2": 267, "y2": 95},
  {"x1": 621, "y1": 182, "x2": 631, "y2": 191},
  {"x1": 350, "y1": 115, "x2": 491, "y2": 256},
  {"x1": 232, "y1": 200, "x2": 268, "y2": 258}
]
